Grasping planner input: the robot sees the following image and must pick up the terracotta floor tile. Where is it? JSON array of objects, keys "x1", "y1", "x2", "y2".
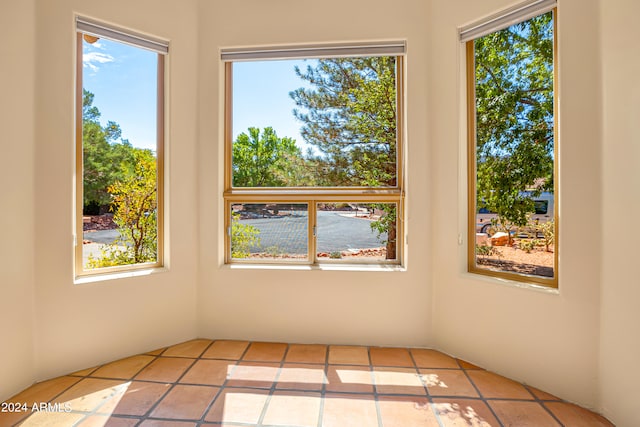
[
  {"x1": 327, "y1": 345, "x2": 369, "y2": 365},
  {"x1": 411, "y1": 349, "x2": 459, "y2": 369},
  {"x1": 378, "y1": 395, "x2": 439, "y2": 426},
  {"x1": 374, "y1": 367, "x2": 427, "y2": 395},
  {"x1": 370, "y1": 347, "x2": 414, "y2": 367},
  {"x1": 0, "y1": 376, "x2": 81, "y2": 426},
  {"x1": 150, "y1": 384, "x2": 219, "y2": 420},
  {"x1": 432, "y1": 398, "x2": 499, "y2": 427},
  {"x1": 139, "y1": 421, "x2": 197, "y2": 427},
  {"x1": 276, "y1": 363, "x2": 327, "y2": 391},
  {"x1": 285, "y1": 344, "x2": 327, "y2": 364},
  {"x1": 262, "y1": 391, "x2": 321, "y2": 427},
  {"x1": 134, "y1": 357, "x2": 195, "y2": 383},
  {"x1": 457, "y1": 359, "x2": 484, "y2": 370},
  {"x1": 226, "y1": 362, "x2": 280, "y2": 388},
  {"x1": 242, "y1": 342, "x2": 287, "y2": 362},
  {"x1": 325, "y1": 365, "x2": 374, "y2": 393},
  {"x1": 526, "y1": 385, "x2": 561, "y2": 401},
  {"x1": 420, "y1": 369, "x2": 479, "y2": 397},
  {"x1": 144, "y1": 347, "x2": 167, "y2": 356},
  {"x1": 467, "y1": 370, "x2": 534, "y2": 399},
  {"x1": 52, "y1": 378, "x2": 129, "y2": 412},
  {"x1": 71, "y1": 367, "x2": 99, "y2": 376},
  {"x1": 162, "y1": 339, "x2": 212, "y2": 358},
  {"x1": 76, "y1": 415, "x2": 141, "y2": 427},
  {"x1": 545, "y1": 402, "x2": 615, "y2": 426},
  {"x1": 15, "y1": 411, "x2": 84, "y2": 426},
  {"x1": 322, "y1": 393, "x2": 378, "y2": 427},
  {"x1": 91, "y1": 355, "x2": 156, "y2": 380},
  {"x1": 202, "y1": 340, "x2": 249, "y2": 360},
  {"x1": 204, "y1": 388, "x2": 269, "y2": 424},
  {"x1": 489, "y1": 400, "x2": 561, "y2": 426},
  {"x1": 3, "y1": 340, "x2": 616, "y2": 427},
  {"x1": 95, "y1": 381, "x2": 170, "y2": 416},
  {"x1": 180, "y1": 359, "x2": 234, "y2": 386}
]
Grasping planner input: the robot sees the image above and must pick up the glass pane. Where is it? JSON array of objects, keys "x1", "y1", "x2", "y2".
[
  {"x1": 316, "y1": 203, "x2": 397, "y2": 261},
  {"x1": 81, "y1": 35, "x2": 159, "y2": 270},
  {"x1": 230, "y1": 203, "x2": 308, "y2": 260},
  {"x1": 472, "y1": 11, "x2": 555, "y2": 281},
  {"x1": 232, "y1": 57, "x2": 397, "y2": 188}
]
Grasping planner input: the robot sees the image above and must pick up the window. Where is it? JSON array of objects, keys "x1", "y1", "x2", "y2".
[
  {"x1": 75, "y1": 18, "x2": 167, "y2": 276},
  {"x1": 463, "y1": 1, "x2": 558, "y2": 286},
  {"x1": 222, "y1": 43, "x2": 405, "y2": 265}
]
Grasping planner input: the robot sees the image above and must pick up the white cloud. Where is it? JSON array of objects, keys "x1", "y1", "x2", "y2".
[{"x1": 83, "y1": 51, "x2": 114, "y2": 72}]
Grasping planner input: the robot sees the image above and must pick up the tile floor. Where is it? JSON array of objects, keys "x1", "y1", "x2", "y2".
[{"x1": 1, "y1": 339, "x2": 613, "y2": 426}]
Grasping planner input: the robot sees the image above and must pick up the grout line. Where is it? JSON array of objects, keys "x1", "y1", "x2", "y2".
[
  {"x1": 522, "y1": 384, "x2": 565, "y2": 426},
  {"x1": 367, "y1": 346, "x2": 384, "y2": 427},
  {"x1": 138, "y1": 356, "x2": 201, "y2": 420},
  {"x1": 196, "y1": 340, "x2": 251, "y2": 425},
  {"x1": 315, "y1": 344, "x2": 329, "y2": 427},
  {"x1": 460, "y1": 368, "x2": 506, "y2": 427},
  {"x1": 255, "y1": 343, "x2": 290, "y2": 427}
]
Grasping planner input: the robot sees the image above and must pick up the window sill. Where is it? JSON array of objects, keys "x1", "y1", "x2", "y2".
[
  {"x1": 224, "y1": 263, "x2": 405, "y2": 272},
  {"x1": 74, "y1": 267, "x2": 168, "y2": 285}
]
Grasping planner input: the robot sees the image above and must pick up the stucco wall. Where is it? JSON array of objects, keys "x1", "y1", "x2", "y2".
[
  {"x1": 429, "y1": 0, "x2": 603, "y2": 409},
  {"x1": 0, "y1": 0, "x2": 37, "y2": 402},
  {"x1": 598, "y1": 0, "x2": 640, "y2": 425},
  {"x1": 2, "y1": 1, "x2": 638, "y2": 424},
  {"x1": 30, "y1": 0, "x2": 200, "y2": 382},
  {"x1": 196, "y1": 0, "x2": 433, "y2": 347}
]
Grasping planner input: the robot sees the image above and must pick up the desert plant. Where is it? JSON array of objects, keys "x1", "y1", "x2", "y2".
[
  {"x1": 519, "y1": 238, "x2": 540, "y2": 253},
  {"x1": 538, "y1": 219, "x2": 555, "y2": 252},
  {"x1": 476, "y1": 244, "x2": 498, "y2": 259},
  {"x1": 231, "y1": 213, "x2": 260, "y2": 258}
]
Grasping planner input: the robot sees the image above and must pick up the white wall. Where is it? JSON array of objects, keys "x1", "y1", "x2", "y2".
[
  {"x1": 30, "y1": 0, "x2": 200, "y2": 382},
  {"x1": 0, "y1": 0, "x2": 37, "y2": 402},
  {"x1": 196, "y1": 0, "x2": 433, "y2": 347},
  {"x1": 3, "y1": 0, "x2": 638, "y2": 423},
  {"x1": 429, "y1": 0, "x2": 604, "y2": 409},
  {"x1": 599, "y1": 0, "x2": 640, "y2": 425}
]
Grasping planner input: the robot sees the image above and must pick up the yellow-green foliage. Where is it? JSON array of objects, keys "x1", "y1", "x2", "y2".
[
  {"x1": 231, "y1": 213, "x2": 260, "y2": 258},
  {"x1": 87, "y1": 149, "x2": 157, "y2": 268}
]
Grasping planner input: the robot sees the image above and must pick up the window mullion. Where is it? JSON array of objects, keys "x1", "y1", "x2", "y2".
[{"x1": 309, "y1": 200, "x2": 317, "y2": 264}]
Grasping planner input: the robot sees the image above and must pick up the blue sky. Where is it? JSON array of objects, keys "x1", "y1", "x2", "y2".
[
  {"x1": 83, "y1": 38, "x2": 157, "y2": 151},
  {"x1": 233, "y1": 59, "x2": 316, "y2": 153},
  {"x1": 83, "y1": 38, "x2": 315, "y2": 153}
]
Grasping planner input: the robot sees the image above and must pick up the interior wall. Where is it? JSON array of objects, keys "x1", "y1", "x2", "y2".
[
  {"x1": 429, "y1": 0, "x2": 604, "y2": 409},
  {"x1": 0, "y1": 0, "x2": 37, "y2": 402},
  {"x1": 31, "y1": 0, "x2": 200, "y2": 381},
  {"x1": 598, "y1": 0, "x2": 640, "y2": 425},
  {"x1": 196, "y1": 0, "x2": 433, "y2": 347}
]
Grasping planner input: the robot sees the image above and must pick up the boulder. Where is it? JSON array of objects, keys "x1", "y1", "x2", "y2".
[{"x1": 491, "y1": 232, "x2": 510, "y2": 246}]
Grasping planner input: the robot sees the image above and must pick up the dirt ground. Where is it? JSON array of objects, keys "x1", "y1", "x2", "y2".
[{"x1": 477, "y1": 244, "x2": 554, "y2": 277}]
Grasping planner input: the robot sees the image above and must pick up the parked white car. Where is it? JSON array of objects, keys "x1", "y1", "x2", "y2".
[{"x1": 476, "y1": 192, "x2": 554, "y2": 235}]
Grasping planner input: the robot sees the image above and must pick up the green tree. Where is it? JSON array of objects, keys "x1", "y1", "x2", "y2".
[
  {"x1": 87, "y1": 149, "x2": 157, "y2": 267},
  {"x1": 82, "y1": 89, "x2": 135, "y2": 212},
  {"x1": 290, "y1": 57, "x2": 398, "y2": 258},
  {"x1": 474, "y1": 12, "x2": 555, "y2": 231},
  {"x1": 232, "y1": 127, "x2": 312, "y2": 187}
]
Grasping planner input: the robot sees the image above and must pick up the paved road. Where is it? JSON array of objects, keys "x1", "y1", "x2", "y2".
[
  {"x1": 239, "y1": 211, "x2": 387, "y2": 254},
  {"x1": 82, "y1": 211, "x2": 387, "y2": 260}
]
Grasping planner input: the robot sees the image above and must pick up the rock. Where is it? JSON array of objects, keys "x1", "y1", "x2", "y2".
[{"x1": 491, "y1": 232, "x2": 509, "y2": 246}]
